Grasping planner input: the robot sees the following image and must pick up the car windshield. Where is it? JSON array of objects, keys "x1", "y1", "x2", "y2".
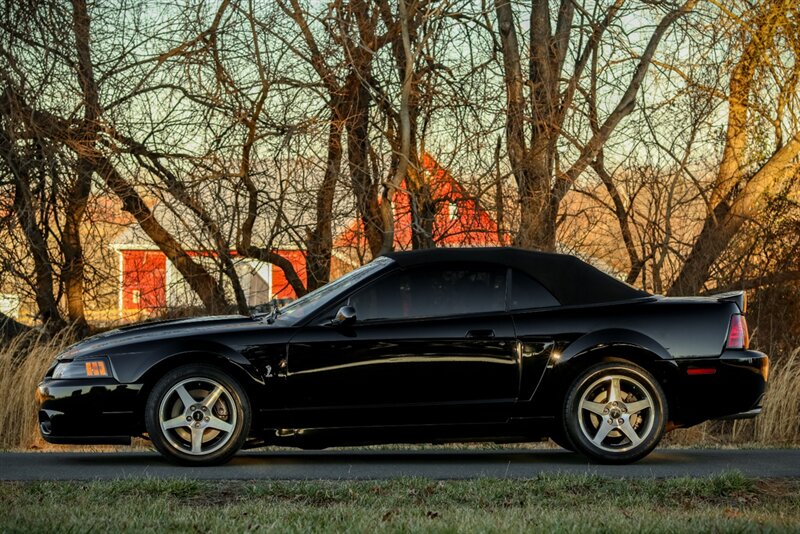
[{"x1": 270, "y1": 256, "x2": 395, "y2": 325}]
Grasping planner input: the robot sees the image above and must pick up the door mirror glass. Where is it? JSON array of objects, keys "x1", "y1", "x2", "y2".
[{"x1": 331, "y1": 305, "x2": 357, "y2": 327}]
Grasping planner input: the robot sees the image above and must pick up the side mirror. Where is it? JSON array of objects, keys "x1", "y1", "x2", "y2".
[{"x1": 331, "y1": 305, "x2": 357, "y2": 327}]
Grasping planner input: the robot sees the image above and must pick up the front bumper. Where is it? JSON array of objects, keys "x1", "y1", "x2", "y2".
[
  {"x1": 670, "y1": 349, "x2": 768, "y2": 427},
  {"x1": 36, "y1": 378, "x2": 143, "y2": 445}
]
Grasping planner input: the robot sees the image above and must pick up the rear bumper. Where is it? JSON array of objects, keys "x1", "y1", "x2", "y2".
[
  {"x1": 36, "y1": 378, "x2": 142, "y2": 445},
  {"x1": 670, "y1": 349, "x2": 768, "y2": 427}
]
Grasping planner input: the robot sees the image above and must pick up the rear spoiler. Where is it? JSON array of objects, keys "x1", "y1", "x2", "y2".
[{"x1": 713, "y1": 290, "x2": 747, "y2": 313}]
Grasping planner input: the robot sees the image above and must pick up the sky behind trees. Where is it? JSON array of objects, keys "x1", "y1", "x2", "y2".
[{"x1": 0, "y1": 0, "x2": 797, "y2": 349}]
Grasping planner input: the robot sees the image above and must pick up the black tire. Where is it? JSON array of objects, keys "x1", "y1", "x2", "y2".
[
  {"x1": 145, "y1": 364, "x2": 251, "y2": 466},
  {"x1": 549, "y1": 426, "x2": 575, "y2": 451},
  {"x1": 562, "y1": 361, "x2": 666, "y2": 464}
]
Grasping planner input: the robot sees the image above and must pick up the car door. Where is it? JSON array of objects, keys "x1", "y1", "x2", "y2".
[
  {"x1": 285, "y1": 263, "x2": 519, "y2": 427},
  {"x1": 507, "y1": 268, "x2": 562, "y2": 401}
]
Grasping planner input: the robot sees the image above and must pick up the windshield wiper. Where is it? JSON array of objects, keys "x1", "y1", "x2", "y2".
[{"x1": 266, "y1": 298, "x2": 282, "y2": 324}]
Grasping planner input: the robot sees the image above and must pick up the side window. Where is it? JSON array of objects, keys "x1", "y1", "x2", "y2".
[
  {"x1": 509, "y1": 269, "x2": 559, "y2": 310},
  {"x1": 350, "y1": 264, "x2": 506, "y2": 321}
]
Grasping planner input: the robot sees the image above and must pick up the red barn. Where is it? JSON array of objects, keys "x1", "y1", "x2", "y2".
[
  {"x1": 112, "y1": 154, "x2": 503, "y2": 317},
  {"x1": 119, "y1": 250, "x2": 168, "y2": 310},
  {"x1": 336, "y1": 153, "x2": 505, "y2": 252},
  {"x1": 111, "y1": 216, "x2": 309, "y2": 317}
]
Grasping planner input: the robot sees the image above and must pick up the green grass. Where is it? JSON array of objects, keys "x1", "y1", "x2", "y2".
[{"x1": 2, "y1": 473, "x2": 799, "y2": 533}]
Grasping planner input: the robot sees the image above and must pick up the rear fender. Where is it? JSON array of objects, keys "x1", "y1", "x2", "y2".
[
  {"x1": 557, "y1": 328, "x2": 672, "y2": 364},
  {"x1": 535, "y1": 329, "x2": 679, "y2": 417}
]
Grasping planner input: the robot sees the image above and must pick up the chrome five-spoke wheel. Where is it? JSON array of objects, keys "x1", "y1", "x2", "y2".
[
  {"x1": 563, "y1": 361, "x2": 666, "y2": 464},
  {"x1": 577, "y1": 374, "x2": 654, "y2": 452},
  {"x1": 159, "y1": 378, "x2": 237, "y2": 455},
  {"x1": 145, "y1": 364, "x2": 251, "y2": 466}
]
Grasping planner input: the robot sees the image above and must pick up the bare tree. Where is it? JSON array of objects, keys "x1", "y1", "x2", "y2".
[
  {"x1": 1, "y1": 0, "x2": 798, "y2": 340},
  {"x1": 494, "y1": 0, "x2": 697, "y2": 251},
  {"x1": 668, "y1": 0, "x2": 800, "y2": 295},
  {"x1": 0, "y1": 0, "x2": 231, "y2": 317}
]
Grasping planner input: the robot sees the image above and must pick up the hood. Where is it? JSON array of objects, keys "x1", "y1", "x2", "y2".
[{"x1": 57, "y1": 315, "x2": 259, "y2": 360}]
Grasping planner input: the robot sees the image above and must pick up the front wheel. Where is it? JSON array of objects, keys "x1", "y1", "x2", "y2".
[
  {"x1": 549, "y1": 426, "x2": 575, "y2": 451},
  {"x1": 562, "y1": 361, "x2": 666, "y2": 464},
  {"x1": 145, "y1": 364, "x2": 251, "y2": 466}
]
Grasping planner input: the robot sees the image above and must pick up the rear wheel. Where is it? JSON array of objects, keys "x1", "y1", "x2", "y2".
[
  {"x1": 145, "y1": 364, "x2": 251, "y2": 466},
  {"x1": 562, "y1": 361, "x2": 666, "y2": 464}
]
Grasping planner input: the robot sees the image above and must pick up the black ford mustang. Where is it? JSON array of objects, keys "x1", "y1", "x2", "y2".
[{"x1": 37, "y1": 247, "x2": 768, "y2": 465}]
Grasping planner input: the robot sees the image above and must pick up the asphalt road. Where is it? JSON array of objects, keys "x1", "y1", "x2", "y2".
[{"x1": 1, "y1": 449, "x2": 798, "y2": 481}]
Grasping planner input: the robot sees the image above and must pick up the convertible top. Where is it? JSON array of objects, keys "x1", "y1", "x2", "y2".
[{"x1": 383, "y1": 247, "x2": 650, "y2": 306}]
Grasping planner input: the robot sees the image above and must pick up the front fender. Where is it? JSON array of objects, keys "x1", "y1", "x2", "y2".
[{"x1": 107, "y1": 338, "x2": 261, "y2": 385}]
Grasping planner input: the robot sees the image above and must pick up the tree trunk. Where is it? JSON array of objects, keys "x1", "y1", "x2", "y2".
[
  {"x1": 345, "y1": 73, "x2": 384, "y2": 258},
  {"x1": 0, "y1": 96, "x2": 66, "y2": 332},
  {"x1": 61, "y1": 174, "x2": 90, "y2": 334},
  {"x1": 409, "y1": 180, "x2": 436, "y2": 249},
  {"x1": 668, "y1": 134, "x2": 800, "y2": 296},
  {"x1": 305, "y1": 116, "x2": 341, "y2": 291},
  {"x1": 62, "y1": 0, "x2": 98, "y2": 334},
  {"x1": 382, "y1": 0, "x2": 432, "y2": 251},
  {"x1": 11, "y1": 175, "x2": 65, "y2": 332}
]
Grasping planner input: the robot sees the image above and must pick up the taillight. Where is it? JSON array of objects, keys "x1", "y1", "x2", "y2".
[{"x1": 726, "y1": 314, "x2": 749, "y2": 349}]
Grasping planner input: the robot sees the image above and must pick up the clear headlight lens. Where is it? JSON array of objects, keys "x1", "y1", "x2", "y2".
[{"x1": 52, "y1": 357, "x2": 111, "y2": 379}]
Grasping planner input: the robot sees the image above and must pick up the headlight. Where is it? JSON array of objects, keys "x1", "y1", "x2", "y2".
[{"x1": 52, "y1": 357, "x2": 112, "y2": 379}]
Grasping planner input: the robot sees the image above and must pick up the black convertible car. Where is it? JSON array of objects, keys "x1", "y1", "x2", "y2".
[{"x1": 37, "y1": 247, "x2": 768, "y2": 465}]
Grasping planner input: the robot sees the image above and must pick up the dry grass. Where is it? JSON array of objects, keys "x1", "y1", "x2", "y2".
[
  {"x1": 0, "y1": 328, "x2": 78, "y2": 450},
  {"x1": 753, "y1": 347, "x2": 800, "y2": 443},
  {"x1": 1, "y1": 331, "x2": 798, "y2": 450}
]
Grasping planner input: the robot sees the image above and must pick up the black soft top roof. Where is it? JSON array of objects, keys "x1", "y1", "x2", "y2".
[{"x1": 383, "y1": 247, "x2": 649, "y2": 306}]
